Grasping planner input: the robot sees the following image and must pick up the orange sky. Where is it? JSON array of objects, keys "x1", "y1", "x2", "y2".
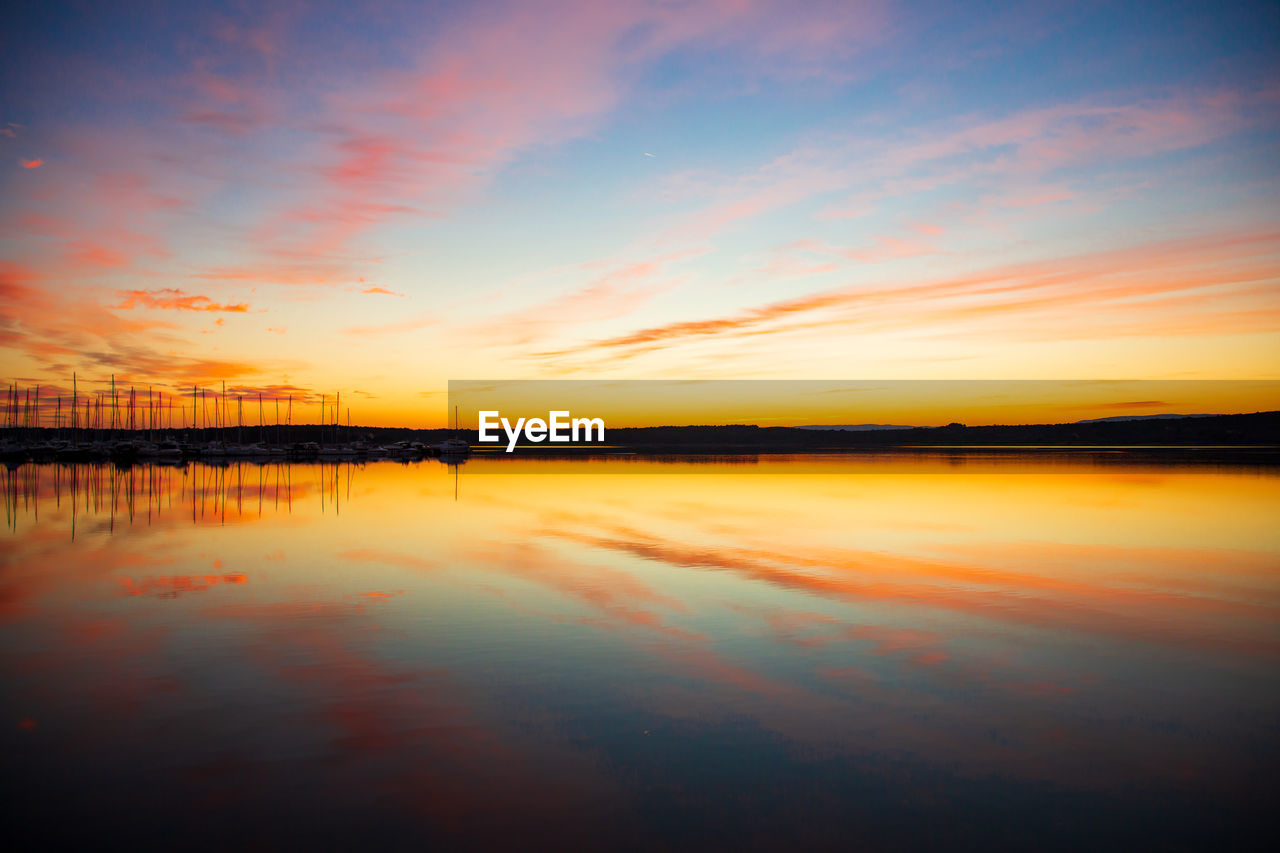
[{"x1": 2, "y1": 1, "x2": 1278, "y2": 426}]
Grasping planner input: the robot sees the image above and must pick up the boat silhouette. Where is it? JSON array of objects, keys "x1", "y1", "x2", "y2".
[{"x1": 437, "y1": 405, "x2": 470, "y2": 457}]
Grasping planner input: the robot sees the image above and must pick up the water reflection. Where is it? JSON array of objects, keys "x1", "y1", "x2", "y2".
[
  {"x1": 2, "y1": 460, "x2": 388, "y2": 535},
  {"x1": 2, "y1": 457, "x2": 1277, "y2": 849}
]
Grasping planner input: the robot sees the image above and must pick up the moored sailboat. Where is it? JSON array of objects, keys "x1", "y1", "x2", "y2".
[{"x1": 438, "y1": 406, "x2": 470, "y2": 457}]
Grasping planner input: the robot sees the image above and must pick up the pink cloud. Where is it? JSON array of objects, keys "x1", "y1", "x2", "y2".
[
  {"x1": 1, "y1": 1, "x2": 891, "y2": 322},
  {"x1": 3, "y1": 168, "x2": 184, "y2": 282},
  {"x1": 112, "y1": 288, "x2": 250, "y2": 313},
  {"x1": 190, "y1": 261, "x2": 344, "y2": 287},
  {"x1": 21, "y1": 158, "x2": 43, "y2": 169},
  {"x1": 225, "y1": 0, "x2": 888, "y2": 259},
  {"x1": 0, "y1": 269, "x2": 264, "y2": 384},
  {"x1": 70, "y1": 244, "x2": 131, "y2": 268}
]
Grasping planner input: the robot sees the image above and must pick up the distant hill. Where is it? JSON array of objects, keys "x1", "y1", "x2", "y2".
[
  {"x1": 552, "y1": 411, "x2": 1280, "y2": 452},
  {"x1": 797, "y1": 424, "x2": 917, "y2": 431},
  {"x1": 798, "y1": 414, "x2": 1227, "y2": 430},
  {"x1": 800, "y1": 414, "x2": 1224, "y2": 429},
  {"x1": 1073, "y1": 413, "x2": 1215, "y2": 424}
]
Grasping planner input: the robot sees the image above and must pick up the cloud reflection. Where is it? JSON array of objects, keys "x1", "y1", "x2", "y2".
[{"x1": 2, "y1": 457, "x2": 1277, "y2": 846}]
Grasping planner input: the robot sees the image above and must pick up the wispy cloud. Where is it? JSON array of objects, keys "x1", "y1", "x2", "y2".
[
  {"x1": 658, "y1": 89, "x2": 1267, "y2": 246},
  {"x1": 537, "y1": 229, "x2": 1280, "y2": 366},
  {"x1": 113, "y1": 288, "x2": 250, "y2": 312}
]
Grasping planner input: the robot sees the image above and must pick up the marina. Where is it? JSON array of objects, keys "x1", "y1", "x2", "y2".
[{"x1": 2, "y1": 378, "x2": 462, "y2": 463}]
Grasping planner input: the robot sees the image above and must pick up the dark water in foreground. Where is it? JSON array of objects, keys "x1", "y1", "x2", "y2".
[{"x1": 3, "y1": 457, "x2": 1278, "y2": 850}]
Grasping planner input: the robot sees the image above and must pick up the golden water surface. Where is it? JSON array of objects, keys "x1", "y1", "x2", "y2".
[{"x1": 3, "y1": 456, "x2": 1278, "y2": 849}]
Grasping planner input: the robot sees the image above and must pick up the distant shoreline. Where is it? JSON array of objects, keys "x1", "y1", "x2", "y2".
[
  {"x1": 462, "y1": 445, "x2": 1280, "y2": 468},
  {"x1": 484, "y1": 411, "x2": 1280, "y2": 452},
  {"x1": 4, "y1": 410, "x2": 1276, "y2": 470},
  {"x1": 5, "y1": 410, "x2": 1277, "y2": 447}
]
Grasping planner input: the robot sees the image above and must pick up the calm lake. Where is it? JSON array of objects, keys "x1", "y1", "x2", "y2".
[{"x1": 3, "y1": 455, "x2": 1278, "y2": 850}]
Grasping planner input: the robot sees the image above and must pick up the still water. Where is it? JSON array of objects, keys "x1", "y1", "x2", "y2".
[{"x1": 3, "y1": 456, "x2": 1278, "y2": 850}]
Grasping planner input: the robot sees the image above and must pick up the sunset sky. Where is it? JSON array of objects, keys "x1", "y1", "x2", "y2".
[{"x1": 2, "y1": 0, "x2": 1278, "y2": 427}]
